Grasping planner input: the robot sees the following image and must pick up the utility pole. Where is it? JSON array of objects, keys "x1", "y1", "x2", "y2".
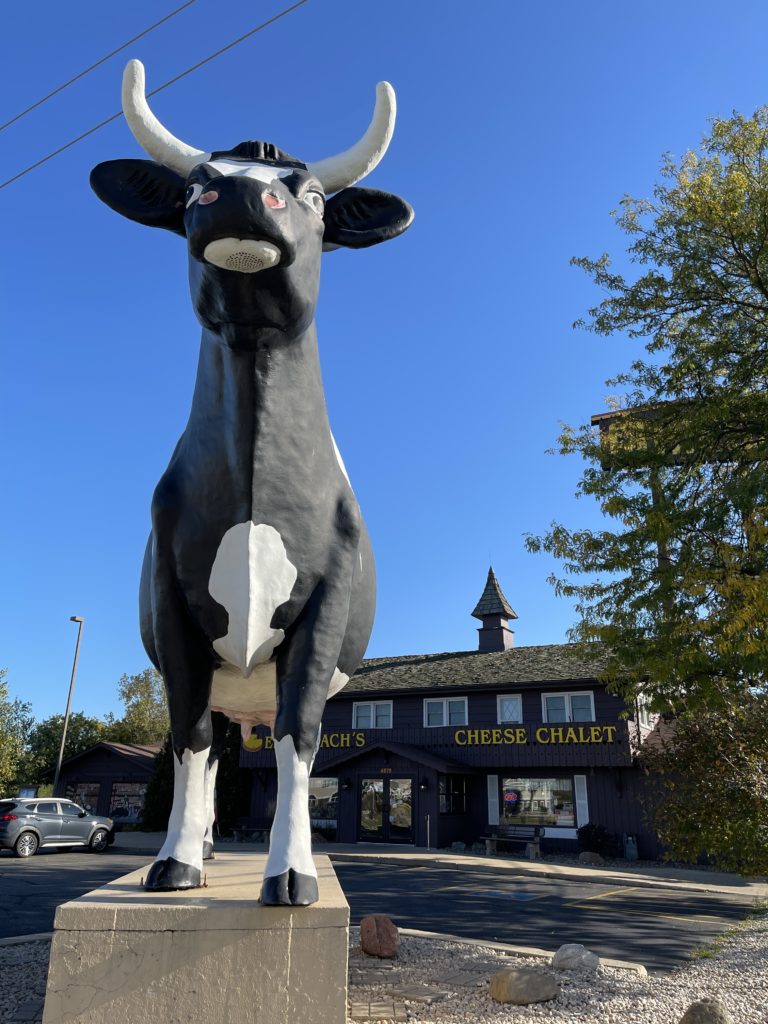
[{"x1": 52, "y1": 616, "x2": 84, "y2": 797}]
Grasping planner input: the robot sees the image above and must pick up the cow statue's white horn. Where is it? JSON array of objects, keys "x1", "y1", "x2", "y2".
[
  {"x1": 122, "y1": 59, "x2": 210, "y2": 176},
  {"x1": 307, "y1": 81, "x2": 396, "y2": 194}
]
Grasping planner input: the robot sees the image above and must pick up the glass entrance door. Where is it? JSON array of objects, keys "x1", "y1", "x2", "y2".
[{"x1": 358, "y1": 777, "x2": 414, "y2": 843}]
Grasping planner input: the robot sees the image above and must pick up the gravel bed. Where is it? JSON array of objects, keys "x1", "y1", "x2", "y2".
[
  {"x1": 3, "y1": 914, "x2": 766, "y2": 1024},
  {"x1": 0, "y1": 940, "x2": 49, "y2": 1022},
  {"x1": 348, "y1": 913, "x2": 768, "y2": 1024}
]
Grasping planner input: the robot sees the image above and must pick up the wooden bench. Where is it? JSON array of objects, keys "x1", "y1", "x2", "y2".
[{"x1": 482, "y1": 825, "x2": 542, "y2": 859}]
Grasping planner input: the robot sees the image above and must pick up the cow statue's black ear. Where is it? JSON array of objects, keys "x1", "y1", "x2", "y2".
[
  {"x1": 322, "y1": 187, "x2": 414, "y2": 250},
  {"x1": 90, "y1": 159, "x2": 187, "y2": 235}
]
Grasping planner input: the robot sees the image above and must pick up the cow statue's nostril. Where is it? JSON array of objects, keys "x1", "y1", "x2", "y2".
[
  {"x1": 264, "y1": 192, "x2": 286, "y2": 210},
  {"x1": 199, "y1": 191, "x2": 219, "y2": 206}
]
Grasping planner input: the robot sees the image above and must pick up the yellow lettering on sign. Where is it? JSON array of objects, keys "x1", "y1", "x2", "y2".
[
  {"x1": 339, "y1": 733, "x2": 351, "y2": 748},
  {"x1": 320, "y1": 735, "x2": 329, "y2": 748},
  {"x1": 535, "y1": 727, "x2": 550, "y2": 744},
  {"x1": 454, "y1": 729, "x2": 466, "y2": 745},
  {"x1": 330, "y1": 734, "x2": 340, "y2": 748},
  {"x1": 604, "y1": 725, "x2": 616, "y2": 742},
  {"x1": 466, "y1": 729, "x2": 480, "y2": 745},
  {"x1": 550, "y1": 727, "x2": 564, "y2": 744},
  {"x1": 479, "y1": 729, "x2": 491, "y2": 745},
  {"x1": 491, "y1": 728, "x2": 502, "y2": 745},
  {"x1": 590, "y1": 726, "x2": 602, "y2": 743},
  {"x1": 503, "y1": 728, "x2": 515, "y2": 743},
  {"x1": 355, "y1": 732, "x2": 365, "y2": 748},
  {"x1": 565, "y1": 727, "x2": 578, "y2": 744},
  {"x1": 516, "y1": 727, "x2": 526, "y2": 744},
  {"x1": 265, "y1": 736, "x2": 274, "y2": 749}
]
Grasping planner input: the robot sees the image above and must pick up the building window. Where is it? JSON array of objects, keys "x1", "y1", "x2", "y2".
[
  {"x1": 65, "y1": 782, "x2": 101, "y2": 814},
  {"x1": 109, "y1": 782, "x2": 148, "y2": 823},
  {"x1": 308, "y1": 777, "x2": 338, "y2": 841},
  {"x1": 501, "y1": 777, "x2": 575, "y2": 828},
  {"x1": 439, "y1": 775, "x2": 467, "y2": 814},
  {"x1": 352, "y1": 701, "x2": 393, "y2": 729},
  {"x1": 424, "y1": 697, "x2": 468, "y2": 727},
  {"x1": 497, "y1": 694, "x2": 522, "y2": 724},
  {"x1": 541, "y1": 691, "x2": 595, "y2": 723},
  {"x1": 637, "y1": 697, "x2": 653, "y2": 728}
]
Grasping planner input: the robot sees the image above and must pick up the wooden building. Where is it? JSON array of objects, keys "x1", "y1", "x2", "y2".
[
  {"x1": 242, "y1": 570, "x2": 659, "y2": 856},
  {"x1": 54, "y1": 742, "x2": 160, "y2": 823}
]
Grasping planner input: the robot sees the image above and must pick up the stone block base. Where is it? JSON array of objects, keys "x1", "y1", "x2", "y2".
[{"x1": 42, "y1": 853, "x2": 348, "y2": 1024}]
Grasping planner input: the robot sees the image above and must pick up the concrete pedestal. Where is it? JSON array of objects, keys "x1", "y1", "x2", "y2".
[{"x1": 42, "y1": 853, "x2": 349, "y2": 1024}]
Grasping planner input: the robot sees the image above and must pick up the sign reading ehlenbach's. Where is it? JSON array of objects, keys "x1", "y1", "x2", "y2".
[{"x1": 454, "y1": 726, "x2": 618, "y2": 746}]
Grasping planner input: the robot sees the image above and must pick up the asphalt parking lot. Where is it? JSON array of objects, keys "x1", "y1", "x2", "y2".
[{"x1": 0, "y1": 848, "x2": 758, "y2": 973}]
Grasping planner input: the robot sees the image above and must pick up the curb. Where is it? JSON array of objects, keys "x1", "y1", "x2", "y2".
[
  {"x1": 396, "y1": 927, "x2": 648, "y2": 976},
  {"x1": 329, "y1": 852, "x2": 753, "y2": 895},
  {"x1": 0, "y1": 933, "x2": 52, "y2": 947}
]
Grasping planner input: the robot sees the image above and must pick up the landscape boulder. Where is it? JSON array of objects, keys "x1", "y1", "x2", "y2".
[
  {"x1": 678, "y1": 998, "x2": 730, "y2": 1024},
  {"x1": 360, "y1": 914, "x2": 400, "y2": 958},
  {"x1": 578, "y1": 850, "x2": 605, "y2": 866},
  {"x1": 489, "y1": 968, "x2": 559, "y2": 1005},
  {"x1": 551, "y1": 943, "x2": 600, "y2": 972}
]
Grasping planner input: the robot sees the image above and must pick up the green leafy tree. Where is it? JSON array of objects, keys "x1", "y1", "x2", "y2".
[
  {"x1": 105, "y1": 668, "x2": 169, "y2": 745},
  {"x1": 527, "y1": 106, "x2": 768, "y2": 713},
  {"x1": 19, "y1": 712, "x2": 107, "y2": 788},
  {"x1": 640, "y1": 696, "x2": 768, "y2": 873},
  {"x1": 527, "y1": 107, "x2": 768, "y2": 867},
  {"x1": 0, "y1": 669, "x2": 34, "y2": 795}
]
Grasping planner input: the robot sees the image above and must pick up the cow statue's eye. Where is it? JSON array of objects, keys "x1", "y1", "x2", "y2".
[
  {"x1": 186, "y1": 183, "x2": 204, "y2": 208},
  {"x1": 303, "y1": 190, "x2": 325, "y2": 216}
]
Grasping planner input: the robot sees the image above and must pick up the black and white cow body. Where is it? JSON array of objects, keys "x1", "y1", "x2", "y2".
[{"x1": 91, "y1": 62, "x2": 412, "y2": 904}]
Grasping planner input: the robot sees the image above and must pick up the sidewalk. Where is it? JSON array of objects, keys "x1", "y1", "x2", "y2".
[{"x1": 112, "y1": 831, "x2": 768, "y2": 897}]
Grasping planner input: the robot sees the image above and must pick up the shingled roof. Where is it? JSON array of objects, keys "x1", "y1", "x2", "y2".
[
  {"x1": 342, "y1": 642, "x2": 608, "y2": 696},
  {"x1": 471, "y1": 567, "x2": 518, "y2": 620}
]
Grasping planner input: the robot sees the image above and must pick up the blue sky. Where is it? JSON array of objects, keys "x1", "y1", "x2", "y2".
[{"x1": 3, "y1": 0, "x2": 768, "y2": 722}]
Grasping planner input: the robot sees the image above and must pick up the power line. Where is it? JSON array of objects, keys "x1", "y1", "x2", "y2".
[
  {"x1": 0, "y1": 0, "x2": 311, "y2": 191},
  {"x1": 0, "y1": 0, "x2": 198, "y2": 133}
]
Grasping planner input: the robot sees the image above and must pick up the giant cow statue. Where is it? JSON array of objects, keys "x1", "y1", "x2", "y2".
[{"x1": 91, "y1": 61, "x2": 413, "y2": 905}]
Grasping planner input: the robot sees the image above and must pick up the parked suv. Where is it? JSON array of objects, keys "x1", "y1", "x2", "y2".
[{"x1": 0, "y1": 798, "x2": 115, "y2": 858}]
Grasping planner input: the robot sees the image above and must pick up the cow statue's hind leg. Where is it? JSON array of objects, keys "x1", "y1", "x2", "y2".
[{"x1": 203, "y1": 712, "x2": 229, "y2": 861}]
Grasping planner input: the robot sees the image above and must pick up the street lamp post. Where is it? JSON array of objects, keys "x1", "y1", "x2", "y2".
[{"x1": 52, "y1": 616, "x2": 84, "y2": 797}]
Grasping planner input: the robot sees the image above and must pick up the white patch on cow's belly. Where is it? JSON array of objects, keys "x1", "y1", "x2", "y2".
[
  {"x1": 209, "y1": 522, "x2": 297, "y2": 676},
  {"x1": 328, "y1": 667, "x2": 349, "y2": 698},
  {"x1": 331, "y1": 433, "x2": 351, "y2": 486}
]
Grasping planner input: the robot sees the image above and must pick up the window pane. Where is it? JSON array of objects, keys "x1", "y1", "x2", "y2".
[
  {"x1": 354, "y1": 705, "x2": 372, "y2": 728},
  {"x1": 544, "y1": 696, "x2": 566, "y2": 722},
  {"x1": 569, "y1": 694, "x2": 593, "y2": 721},
  {"x1": 501, "y1": 777, "x2": 574, "y2": 827},
  {"x1": 308, "y1": 777, "x2": 338, "y2": 841},
  {"x1": 374, "y1": 703, "x2": 392, "y2": 728},
  {"x1": 447, "y1": 699, "x2": 467, "y2": 725},
  {"x1": 499, "y1": 696, "x2": 521, "y2": 723},
  {"x1": 37, "y1": 802, "x2": 58, "y2": 814},
  {"x1": 426, "y1": 701, "x2": 445, "y2": 726}
]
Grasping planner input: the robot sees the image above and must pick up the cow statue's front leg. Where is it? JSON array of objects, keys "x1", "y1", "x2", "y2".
[
  {"x1": 261, "y1": 580, "x2": 353, "y2": 906},
  {"x1": 145, "y1": 561, "x2": 216, "y2": 891}
]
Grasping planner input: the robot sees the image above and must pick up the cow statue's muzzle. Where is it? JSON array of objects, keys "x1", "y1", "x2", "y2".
[{"x1": 188, "y1": 176, "x2": 297, "y2": 274}]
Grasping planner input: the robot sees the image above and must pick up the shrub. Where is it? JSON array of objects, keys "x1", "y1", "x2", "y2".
[{"x1": 577, "y1": 823, "x2": 617, "y2": 856}]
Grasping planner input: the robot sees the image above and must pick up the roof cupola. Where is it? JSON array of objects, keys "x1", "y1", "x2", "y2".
[{"x1": 471, "y1": 566, "x2": 518, "y2": 652}]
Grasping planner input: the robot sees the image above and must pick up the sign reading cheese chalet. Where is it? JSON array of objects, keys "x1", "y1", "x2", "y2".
[{"x1": 454, "y1": 725, "x2": 618, "y2": 746}]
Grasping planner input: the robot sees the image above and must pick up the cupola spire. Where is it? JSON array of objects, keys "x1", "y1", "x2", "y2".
[{"x1": 471, "y1": 566, "x2": 517, "y2": 652}]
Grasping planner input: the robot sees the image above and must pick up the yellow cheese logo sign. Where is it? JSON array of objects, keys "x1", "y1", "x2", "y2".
[
  {"x1": 454, "y1": 725, "x2": 617, "y2": 746},
  {"x1": 244, "y1": 732, "x2": 365, "y2": 752}
]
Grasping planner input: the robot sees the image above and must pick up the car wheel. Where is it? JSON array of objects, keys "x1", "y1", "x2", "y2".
[
  {"x1": 14, "y1": 832, "x2": 39, "y2": 858},
  {"x1": 89, "y1": 829, "x2": 109, "y2": 852}
]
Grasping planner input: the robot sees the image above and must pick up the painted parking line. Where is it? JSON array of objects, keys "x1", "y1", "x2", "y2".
[{"x1": 564, "y1": 887, "x2": 728, "y2": 924}]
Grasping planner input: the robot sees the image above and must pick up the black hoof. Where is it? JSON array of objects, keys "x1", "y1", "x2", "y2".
[
  {"x1": 202, "y1": 841, "x2": 215, "y2": 861},
  {"x1": 144, "y1": 857, "x2": 202, "y2": 891},
  {"x1": 261, "y1": 870, "x2": 319, "y2": 906}
]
